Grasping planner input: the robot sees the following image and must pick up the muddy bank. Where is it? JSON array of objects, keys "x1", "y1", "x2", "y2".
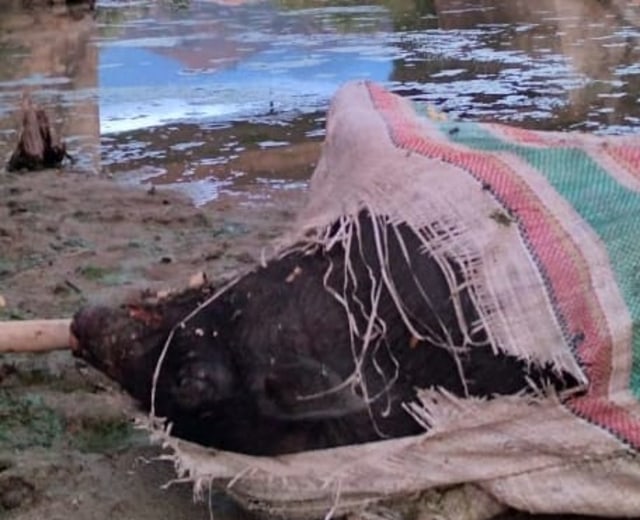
[{"x1": 0, "y1": 170, "x2": 302, "y2": 320}]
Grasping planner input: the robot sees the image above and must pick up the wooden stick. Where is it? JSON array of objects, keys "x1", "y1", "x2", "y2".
[{"x1": 0, "y1": 319, "x2": 72, "y2": 353}]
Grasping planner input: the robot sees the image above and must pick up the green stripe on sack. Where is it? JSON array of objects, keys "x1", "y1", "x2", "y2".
[{"x1": 438, "y1": 120, "x2": 640, "y2": 399}]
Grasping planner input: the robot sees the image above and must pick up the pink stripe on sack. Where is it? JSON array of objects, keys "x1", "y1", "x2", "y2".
[
  {"x1": 605, "y1": 145, "x2": 640, "y2": 181},
  {"x1": 486, "y1": 125, "x2": 640, "y2": 185},
  {"x1": 365, "y1": 82, "x2": 640, "y2": 448},
  {"x1": 483, "y1": 123, "x2": 597, "y2": 150},
  {"x1": 486, "y1": 124, "x2": 551, "y2": 147}
]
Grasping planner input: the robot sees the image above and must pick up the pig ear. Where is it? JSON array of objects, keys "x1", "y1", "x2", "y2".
[{"x1": 255, "y1": 356, "x2": 368, "y2": 421}]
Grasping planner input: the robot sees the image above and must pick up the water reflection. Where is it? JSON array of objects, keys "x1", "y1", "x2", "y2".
[
  {"x1": 427, "y1": 0, "x2": 640, "y2": 130},
  {"x1": 2, "y1": 0, "x2": 640, "y2": 205},
  {"x1": 97, "y1": 1, "x2": 395, "y2": 134}
]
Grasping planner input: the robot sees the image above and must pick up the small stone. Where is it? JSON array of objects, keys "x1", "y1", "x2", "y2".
[{"x1": 188, "y1": 272, "x2": 207, "y2": 288}]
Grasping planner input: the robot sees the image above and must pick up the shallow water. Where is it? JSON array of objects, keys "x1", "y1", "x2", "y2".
[{"x1": 2, "y1": 0, "x2": 640, "y2": 204}]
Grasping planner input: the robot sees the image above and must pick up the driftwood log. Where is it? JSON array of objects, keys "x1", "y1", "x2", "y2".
[{"x1": 6, "y1": 93, "x2": 71, "y2": 172}]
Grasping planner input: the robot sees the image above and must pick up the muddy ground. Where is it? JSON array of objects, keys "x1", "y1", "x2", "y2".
[{"x1": 0, "y1": 167, "x2": 305, "y2": 519}]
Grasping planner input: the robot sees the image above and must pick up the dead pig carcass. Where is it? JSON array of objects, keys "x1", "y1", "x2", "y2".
[
  {"x1": 71, "y1": 211, "x2": 572, "y2": 456},
  {"x1": 70, "y1": 81, "x2": 640, "y2": 518}
]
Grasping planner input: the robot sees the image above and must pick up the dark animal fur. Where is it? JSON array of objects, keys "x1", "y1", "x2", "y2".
[{"x1": 71, "y1": 212, "x2": 577, "y2": 456}]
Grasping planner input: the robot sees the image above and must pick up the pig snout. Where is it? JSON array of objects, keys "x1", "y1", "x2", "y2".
[
  {"x1": 70, "y1": 304, "x2": 117, "y2": 363},
  {"x1": 70, "y1": 303, "x2": 166, "y2": 382}
]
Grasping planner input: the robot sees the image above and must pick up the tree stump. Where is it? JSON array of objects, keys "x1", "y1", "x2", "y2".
[{"x1": 6, "y1": 93, "x2": 71, "y2": 172}]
